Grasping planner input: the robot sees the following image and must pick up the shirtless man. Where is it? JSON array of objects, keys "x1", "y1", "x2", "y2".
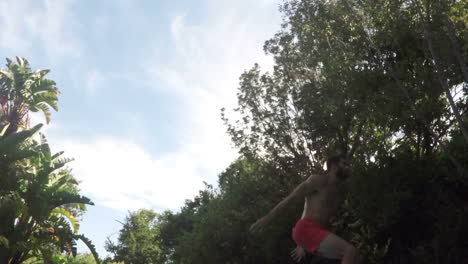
[{"x1": 250, "y1": 153, "x2": 360, "y2": 264}]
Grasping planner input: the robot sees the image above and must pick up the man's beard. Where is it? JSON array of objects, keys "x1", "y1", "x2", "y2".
[{"x1": 336, "y1": 166, "x2": 350, "y2": 180}]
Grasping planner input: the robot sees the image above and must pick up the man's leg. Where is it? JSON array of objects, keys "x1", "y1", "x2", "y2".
[{"x1": 316, "y1": 233, "x2": 360, "y2": 264}]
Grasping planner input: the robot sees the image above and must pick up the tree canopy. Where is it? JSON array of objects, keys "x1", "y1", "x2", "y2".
[{"x1": 105, "y1": 209, "x2": 164, "y2": 264}]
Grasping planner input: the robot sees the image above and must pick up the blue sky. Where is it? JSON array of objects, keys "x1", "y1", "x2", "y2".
[{"x1": 0, "y1": 0, "x2": 282, "y2": 258}]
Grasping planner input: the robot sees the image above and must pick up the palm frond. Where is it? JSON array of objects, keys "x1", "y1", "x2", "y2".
[
  {"x1": 16, "y1": 57, "x2": 31, "y2": 72},
  {"x1": 0, "y1": 68, "x2": 14, "y2": 81},
  {"x1": 34, "y1": 103, "x2": 52, "y2": 123},
  {"x1": 51, "y1": 208, "x2": 79, "y2": 234},
  {"x1": 52, "y1": 157, "x2": 74, "y2": 171},
  {"x1": 51, "y1": 151, "x2": 64, "y2": 160},
  {"x1": 47, "y1": 173, "x2": 78, "y2": 195},
  {"x1": 74, "y1": 234, "x2": 100, "y2": 264},
  {"x1": 39, "y1": 134, "x2": 51, "y2": 160},
  {"x1": 50, "y1": 192, "x2": 94, "y2": 208},
  {"x1": 5, "y1": 148, "x2": 37, "y2": 162},
  {"x1": 36, "y1": 95, "x2": 59, "y2": 112},
  {"x1": 30, "y1": 69, "x2": 51, "y2": 82},
  {"x1": 31, "y1": 80, "x2": 58, "y2": 94}
]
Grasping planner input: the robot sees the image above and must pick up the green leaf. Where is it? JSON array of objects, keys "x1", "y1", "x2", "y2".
[{"x1": 0, "y1": 123, "x2": 43, "y2": 155}]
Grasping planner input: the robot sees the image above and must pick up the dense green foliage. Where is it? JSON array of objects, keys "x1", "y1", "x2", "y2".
[
  {"x1": 23, "y1": 253, "x2": 99, "y2": 264},
  {"x1": 107, "y1": 0, "x2": 468, "y2": 263},
  {"x1": 105, "y1": 209, "x2": 163, "y2": 264},
  {"x1": 0, "y1": 57, "x2": 99, "y2": 264}
]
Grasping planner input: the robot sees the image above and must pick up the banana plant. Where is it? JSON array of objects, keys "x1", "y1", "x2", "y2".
[
  {"x1": 0, "y1": 57, "x2": 59, "y2": 136},
  {"x1": 0, "y1": 125, "x2": 99, "y2": 263},
  {"x1": 0, "y1": 57, "x2": 98, "y2": 263}
]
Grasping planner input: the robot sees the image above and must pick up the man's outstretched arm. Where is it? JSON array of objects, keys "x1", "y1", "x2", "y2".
[{"x1": 249, "y1": 175, "x2": 322, "y2": 233}]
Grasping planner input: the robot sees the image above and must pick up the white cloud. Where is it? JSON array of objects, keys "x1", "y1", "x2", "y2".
[
  {"x1": 56, "y1": 138, "x2": 206, "y2": 211},
  {"x1": 36, "y1": 132, "x2": 236, "y2": 212},
  {"x1": 170, "y1": 14, "x2": 186, "y2": 41},
  {"x1": 31, "y1": 120, "x2": 232, "y2": 211},
  {"x1": 37, "y1": 122, "x2": 236, "y2": 212},
  {"x1": 0, "y1": 0, "x2": 81, "y2": 60}
]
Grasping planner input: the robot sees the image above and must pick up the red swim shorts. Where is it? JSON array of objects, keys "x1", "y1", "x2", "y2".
[{"x1": 292, "y1": 218, "x2": 331, "y2": 255}]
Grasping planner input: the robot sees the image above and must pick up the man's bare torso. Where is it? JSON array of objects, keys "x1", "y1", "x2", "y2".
[{"x1": 301, "y1": 174, "x2": 347, "y2": 226}]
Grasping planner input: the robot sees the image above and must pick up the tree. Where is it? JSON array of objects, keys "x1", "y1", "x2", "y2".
[
  {"x1": 0, "y1": 57, "x2": 99, "y2": 264},
  {"x1": 221, "y1": 0, "x2": 467, "y2": 263},
  {"x1": 156, "y1": 160, "x2": 306, "y2": 264},
  {"x1": 105, "y1": 209, "x2": 163, "y2": 264}
]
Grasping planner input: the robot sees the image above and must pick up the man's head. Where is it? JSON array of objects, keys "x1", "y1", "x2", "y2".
[{"x1": 326, "y1": 153, "x2": 349, "y2": 180}]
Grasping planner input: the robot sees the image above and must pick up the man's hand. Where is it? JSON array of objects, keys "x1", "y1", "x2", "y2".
[
  {"x1": 291, "y1": 245, "x2": 305, "y2": 262},
  {"x1": 249, "y1": 216, "x2": 271, "y2": 233}
]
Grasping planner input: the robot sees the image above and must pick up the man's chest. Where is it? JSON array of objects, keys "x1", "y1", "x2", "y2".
[{"x1": 317, "y1": 184, "x2": 346, "y2": 207}]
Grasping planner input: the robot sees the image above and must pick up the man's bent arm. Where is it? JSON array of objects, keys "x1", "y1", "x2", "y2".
[{"x1": 262, "y1": 177, "x2": 318, "y2": 221}]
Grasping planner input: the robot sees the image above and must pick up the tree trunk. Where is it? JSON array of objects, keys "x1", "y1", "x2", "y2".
[
  {"x1": 4, "y1": 110, "x2": 20, "y2": 136},
  {"x1": 418, "y1": 5, "x2": 468, "y2": 144},
  {"x1": 444, "y1": 15, "x2": 468, "y2": 84}
]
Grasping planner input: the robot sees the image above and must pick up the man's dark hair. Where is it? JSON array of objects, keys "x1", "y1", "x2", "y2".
[{"x1": 326, "y1": 153, "x2": 346, "y2": 171}]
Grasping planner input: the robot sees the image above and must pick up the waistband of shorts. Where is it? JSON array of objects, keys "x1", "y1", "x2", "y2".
[{"x1": 296, "y1": 218, "x2": 327, "y2": 228}]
